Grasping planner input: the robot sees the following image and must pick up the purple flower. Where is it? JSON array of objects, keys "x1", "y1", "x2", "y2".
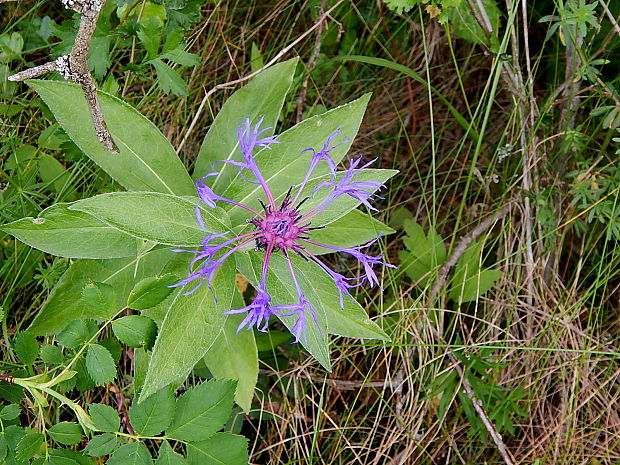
[{"x1": 172, "y1": 117, "x2": 393, "y2": 340}]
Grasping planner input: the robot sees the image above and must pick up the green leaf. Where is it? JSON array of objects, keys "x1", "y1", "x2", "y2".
[
  {"x1": 56, "y1": 320, "x2": 98, "y2": 349},
  {"x1": 398, "y1": 220, "x2": 447, "y2": 288},
  {"x1": 81, "y1": 281, "x2": 116, "y2": 318},
  {"x1": 48, "y1": 448, "x2": 94, "y2": 465},
  {"x1": 447, "y1": 0, "x2": 501, "y2": 46},
  {"x1": 249, "y1": 42, "x2": 264, "y2": 73},
  {"x1": 137, "y1": 21, "x2": 161, "y2": 58},
  {"x1": 107, "y1": 443, "x2": 153, "y2": 465},
  {"x1": 86, "y1": 344, "x2": 116, "y2": 385},
  {"x1": 0, "y1": 203, "x2": 139, "y2": 259},
  {"x1": 304, "y1": 209, "x2": 395, "y2": 255},
  {"x1": 47, "y1": 422, "x2": 83, "y2": 445},
  {"x1": 98, "y1": 337, "x2": 123, "y2": 363},
  {"x1": 186, "y1": 433, "x2": 248, "y2": 465},
  {"x1": 42, "y1": 455, "x2": 81, "y2": 465},
  {"x1": 129, "y1": 387, "x2": 175, "y2": 436},
  {"x1": 155, "y1": 442, "x2": 188, "y2": 465},
  {"x1": 223, "y1": 94, "x2": 371, "y2": 224},
  {"x1": 13, "y1": 331, "x2": 38, "y2": 365},
  {"x1": 89, "y1": 404, "x2": 120, "y2": 432},
  {"x1": 151, "y1": 59, "x2": 188, "y2": 96},
  {"x1": 16, "y1": 432, "x2": 44, "y2": 462},
  {"x1": 84, "y1": 433, "x2": 118, "y2": 457},
  {"x1": 127, "y1": 274, "x2": 178, "y2": 310},
  {"x1": 0, "y1": 382, "x2": 24, "y2": 403},
  {"x1": 0, "y1": 404, "x2": 20, "y2": 420},
  {"x1": 28, "y1": 248, "x2": 174, "y2": 335},
  {"x1": 0, "y1": 433, "x2": 6, "y2": 462},
  {"x1": 203, "y1": 292, "x2": 258, "y2": 412},
  {"x1": 140, "y1": 259, "x2": 236, "y2": 401},
  {"x1": 236, "y1": 251, "x2": 330, "y2": 370},
  {"x1": 166, "y1": 379, "x2": 235, "y2": 441},
  {"x1": 161, "y1": 49, "x2": 200, "y2": 67},
  {"x1": 193, "y1": 58, "x2": 297, "y2": 183},
  {"x1": 112, "y1": 315, "x2": 158, "y2": 349},
  {"x1": 39, "y1": 344, "x2": 64, "y2": 364},
  {"x1": 448, "y1": 241, "x2": 502, "y2": 303},
  {"x1": 28, "y1": 80, "x2": 195, "y2": 196},
  {"x1": 69, "y1": 193, "x2": 229, "y2": 246}
]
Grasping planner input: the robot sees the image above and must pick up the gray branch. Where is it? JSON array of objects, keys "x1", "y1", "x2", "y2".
[{"x1": 8, "y1": 0, "x2": 118, "y2": 153}]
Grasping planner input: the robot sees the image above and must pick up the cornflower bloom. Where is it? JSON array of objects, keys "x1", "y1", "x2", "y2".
[{"x1": 172, "y1": 117, "x2": 394, "y2": 342}]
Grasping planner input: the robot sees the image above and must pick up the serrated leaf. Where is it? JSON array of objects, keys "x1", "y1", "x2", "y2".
[
  {"x1": 28, "y1": 80, "x2": 195, "y2": 196},
  {"x1": 13, "y1": 331, "x2": 38, "y2": 365},
  {"x1": 42, "y1": 455, "x2": 81, "y2": 465},
  {"x1": 186, "y1": 433, "x2": 248, "y2": 465},
  {"x1": 29, "y1": 249, "x2": 174, "y2": 335},
  {"x1": 74, "y1": 357, "x2": 95, "y2": 392},
  {"x1": 193, "y1": 58, "x2": 297, "y2": 183},
  {"x1": 112, "y1": 315, "x2": 158, "y2": 349},
  {"x1": 16, "y1": 432, "x2": 44, "y2": 462},
  {"x1": 160, "y1": 49, "x2": 199, "y2": 66},
  {"x1": 107, "y1": 442, "x2": 153, "y2": 465},
  {"x1": 129, "y1": 387, "x2": 175, "y2": 436},
  {"x1": 166, "y1": 379, "x2": 235, "y2": 441},
  {"x1": 399, "y1": 220, "x2": 446, "y2": 288},
  {"x1": 448, "y1": 241, "x2": 502, "y2": 303},
  {"x1": 89, "y1": 403, "x2": 120, "y2": 432},
  {"x1": 151, "y1": 59, "x2": 188, "y2": 96},
  {"x1": 69, "y1": 193, "x2": 229, "y2": 247},
  {"x1": 203, "y1": 292, "x2": 258, "y2": 412},
  {"x1": 137, "y1": 21, "x2": 161, "y2": 58},
  {"x1": 155, "y1": 441, "x2": 188, "y2": 465},
  {"x1": 56, "y1": 320, "x2": 98, "y2": 349},
  {"x1": 0, "y1": 204, "x2": 138, "y2": 259},
  {"x1": 84, "y1": 433, "x2": 118, "y2": 457},
  {"x1": 99, "y1": 337, "x2": 123, "y2": 363},
  {"x1": 85, "y1": 344, "x2": 116, "y2": 385},
  {"x1": 0, "y1": 404, "x2": 20, "y2": 420},
  {"x1": 47, "y1": 422, "x2": 83, "y2": 445},
  {"x1": 81, "y1": 281, "x2": 116, "y2": 318},
  {"x1": 39, "y1": 344, "x2": 64, "y2": 364},
  {"x1": 127, "y1": 274, "x2": 178, "y2": 310},
  {"x1": 49, "y1": 448, "x2": 96, "y2": 465},
  {"x1": 140, "y1": 259, "x2": 235, "y2": 401}
]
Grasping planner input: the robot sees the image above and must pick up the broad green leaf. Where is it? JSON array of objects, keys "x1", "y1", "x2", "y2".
[
  {"x1": 151, "y1": 59, "x2": 188, "y2": 96},
  {"x1": 155, "y1": 442, "x2": 188, "y2": 465},
  {"x1": 85, "y1": 344, "x2": 116, "y2": 385},
  {"x1": 81, "y1": 282, "x2": 116, "y2": 317},
  {"x1": 306, "y1": 209, "x2": 394, "y2": 255},
  {"x1": 129, "y1": 387, "x2": 175, "y2": 436},
  {"x1": 0, "y1": 383, "x2": 24, "y2": 404},
  {"x1": 223, "y1": 94, "x2": 371, "y2": 223},
  {"x1": 106, "y1": 442, "x2": 153, "y2": 465},
  {"x1": 186, "y1": 433, "x2": 248, "y2": 465},
  {"x1": 127, "y1": 274, "x2": 178, "y2": 310},
  {"x1": 0, "y1": 404, "x2": 20, "y2": 420},
  {"x1": 28, "y1": 80, "x2": 194, "y2": 196},
  {"x1": 0, "y1": 433, "x2": 6, "y2": 462},
  {"x1": 16, "y1": 432, "x2": 44, "y2": 462},
  {"x1": 167, "y1": 379, "x2": 235, "y2": 442},
  {"x1": 448, "y1": 241, "x2": 502, "y2": 303},
  {"x1": 140, "y1": 259, "x2": 236, "y2": 401},
  {"x1": 193, "y1": 58, "x2": 297, "y2": 184},
  {"x1": 13, "y1": 331, "x2": 38, "y2": 365},
  {"x1": 0, "y1": 204, "x2": 138, "y2": 259},
  {"x1": 69, "y1": 193, "x2": 229, "y2": 246},
  {"x1": 48, "y1": 449, "x2": 94, "y2": 465},
  {"x1": 47, "y1": 422, "x2": 83, "y2": 445},
  {"x1": 56, "y1": 320, "x2": 98, "y2": 349},
  {"x1": 42, "y1": 456, "x2": 80, "y2": 465},
  {"x1": 398, "y1": 220, "x2": 447, "y2": 288},
  {"x1": 84, "y1": 433, "x2": 118, "y2": 456},
  {"x1": 28, "y1": 248, "x2": 173, "y2": 335},
  {"x1": 39, "y1": 344, "x2": 64, "y2": 364},
  {"x1": 89, "y1": 403, "x2": 120, "y2": 432},
  {"x1": 203, "y1": 292, "x2": 258, "y2": 412},
  {"x1": 112, "y1": 315, "x2": 157, "y2": 349},
  {"x1": 236, "y1": 252, "x2": 331, "y2": 370},
  {"x1": 447, "y1": 0, "x2": 501, "y2": 47}
]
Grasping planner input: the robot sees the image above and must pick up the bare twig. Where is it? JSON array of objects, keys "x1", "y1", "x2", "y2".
[
  {"x1": 176, "y1": 0, "x2": 345, "y2": 155},
  {"x1": 259, "y1": 368, "x2": 393, "y2": 390},
  {"x1": 8, "y1": 0, "x2": 118, "y2": 153},
  {"x1": 430, "y1": 204, "x2": 511, "y2": 303}
]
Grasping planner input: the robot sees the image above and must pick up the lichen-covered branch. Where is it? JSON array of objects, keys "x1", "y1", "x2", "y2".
[{"x1": 7, "y1": 0, "x2": 118, "y2": 153}]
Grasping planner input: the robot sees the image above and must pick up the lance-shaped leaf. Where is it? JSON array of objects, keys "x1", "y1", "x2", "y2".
[
  {"x1": 223, "y1": 94, "x2": 371, "y2": 223},
  {"x1": 0, "y1": 203, "x2": 138, "y2": 259},
  {"x1": 193, "y1": 58, "x2": 297, "y2": 183},
  {"x1": 28, "y1": 248, "x2": 173, "y2": 335},
  {"x1": 28, "y1": 80, "x2": 195, "y2": 196},
  {"x1": 203, "y1": 291, "x2": 258, "y2": 412},
  {"x1": 140, "y1": 259, "x2": 236, "y2": 401},
  {"x1": 69, "y1": 192, "x2": 230, "y2": 246}
]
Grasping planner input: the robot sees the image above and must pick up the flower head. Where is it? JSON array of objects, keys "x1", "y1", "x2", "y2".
[{"x1": 172, "y1": 117, "x2": 393, "y2": 341}]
